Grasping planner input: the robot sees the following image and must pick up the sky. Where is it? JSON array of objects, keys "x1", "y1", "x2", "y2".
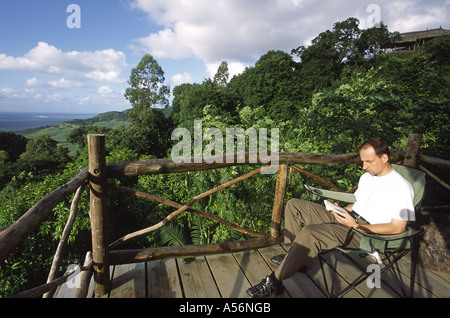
[{"x1": 0, "y1": 0, "x2": 448, "y2": 114}]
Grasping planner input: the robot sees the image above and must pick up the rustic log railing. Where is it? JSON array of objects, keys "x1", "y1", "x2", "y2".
[{"x1": 0, "y1": 133, "x2": 449, "y2": 298}]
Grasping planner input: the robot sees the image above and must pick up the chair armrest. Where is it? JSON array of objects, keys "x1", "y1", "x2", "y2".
[
  {"x1": 305, "y1": 185, "x2": 356, "y2": 203},
  {"x1": 350, "y1": 226, "x2": 423, "y2": 241},
  {"x1": 349, "y1": 226, "x2": 423, "y2": 253}
]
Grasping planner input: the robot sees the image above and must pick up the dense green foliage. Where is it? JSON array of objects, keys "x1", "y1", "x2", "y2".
[{"x1": 0, "y1": 18, "x2": 449, "y2": 297}]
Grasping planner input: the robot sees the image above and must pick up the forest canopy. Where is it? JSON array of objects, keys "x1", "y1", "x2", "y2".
[{"x1": 0, "y1": 18, "x2": 449, "y2": 297}]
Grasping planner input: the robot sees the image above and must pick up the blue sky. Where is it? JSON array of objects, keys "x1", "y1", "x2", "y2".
[{"x1": 0, "y1": 0, "x2": 448, "y2": 114}]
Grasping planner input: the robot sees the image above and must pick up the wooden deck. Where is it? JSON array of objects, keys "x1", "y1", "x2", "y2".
[{"x1": 56, "y1": 244, "x2": 450, "y2": 298}]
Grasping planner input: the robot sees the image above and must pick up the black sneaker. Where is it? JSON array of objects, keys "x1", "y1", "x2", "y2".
[
  {"x1": 246, "y1": 276, "x2": 283, "y2": 298},
  {"x1": 270, "y1": 254, "x2": 286, "y2": 266}
]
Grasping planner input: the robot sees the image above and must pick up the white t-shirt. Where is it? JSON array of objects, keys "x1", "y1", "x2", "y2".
[{"x1": 353, "y1": 169, "x2": 415, "y2": 224}]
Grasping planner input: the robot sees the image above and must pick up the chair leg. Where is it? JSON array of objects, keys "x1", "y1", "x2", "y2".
[
  {"x1": 318, "y1": 253, "x2": 331, "y2": 298},
  {"x1": 318, "y1": 246, "x2": 420, "y2": 298},
  {"x1": 409, "y1": 242, "x2": 420, "y2": 298},
  {"x1": 338, "y1": 250, "x2": 410, "y2": 298},
  {"x1": 336, "y1": 270, "x2": 372, "y2": 298},
  {"x1": 387, "y1": 254, "x2": 408, "y2": 297},
  {"x1": 319, "y1": 251, "x2": 371, "y2": 298},
  {"x1": 319, "y1": 251, "x2": 366, "y2": 298}
]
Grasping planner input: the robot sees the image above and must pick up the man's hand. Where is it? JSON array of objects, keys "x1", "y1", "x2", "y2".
[{"x1": 332, "y1": 211, "x2": 357, "y2": 228}]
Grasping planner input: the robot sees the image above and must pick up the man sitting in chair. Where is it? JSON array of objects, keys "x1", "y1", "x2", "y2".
[{"x1": 246, "y1": 138, "x2": 415, "y2": 298}]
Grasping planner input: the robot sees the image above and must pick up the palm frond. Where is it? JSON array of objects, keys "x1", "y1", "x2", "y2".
[
  {"x1": 158, "y1": 223, "x2": 189, "y2": 247},
  {"x1": 190, "y1": 215, "x2": 206, "y2": 245}
]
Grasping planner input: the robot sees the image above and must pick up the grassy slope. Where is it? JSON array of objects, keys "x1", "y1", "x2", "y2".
[{"x1": 17, "y1": 111, "x2": 130, "y2": 156}]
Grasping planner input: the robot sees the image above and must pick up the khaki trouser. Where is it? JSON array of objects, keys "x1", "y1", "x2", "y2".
[{"x1": 275, "y1": 199, "x2": 365, "y2": 281}]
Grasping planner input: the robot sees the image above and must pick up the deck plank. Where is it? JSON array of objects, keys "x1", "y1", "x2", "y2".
[
  {"x1": 394, "y1": 256, "x2": 450, "y2": 298},
  {"x1": 306, "y1": 256, "x2": 363, "y2": 298},
  {"x1": 322, "y1": 252, "x2": 401, "y2": 298},
  {"x1": 257, "y1": 244, "x2": 325, "y2": 298},
  {"x1": 345, "y1": 253, "x2": 437, "y2": 298},
  {"x1": 233, "y1": 250, "x2": 272, "y2": 285},
  {"x1": 147, "y1": 259, "x2": 183, "y2": 298},
  {"x1": 177, "y1": 257, "x2": 220, "y2": 298},
  {"x1": 233, "y1": 249, "x2": 290, "y2": 298},
  {"x1": 109, "y1": 263, "x2": 146, "y2": 298},
  {"x1": 206, "y1": 253, "x2": 251, "y2": 298}
]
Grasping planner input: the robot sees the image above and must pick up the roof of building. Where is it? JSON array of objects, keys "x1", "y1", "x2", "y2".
[{"x1": 398, "y1": 27, "x2": 450, "y2": 44}]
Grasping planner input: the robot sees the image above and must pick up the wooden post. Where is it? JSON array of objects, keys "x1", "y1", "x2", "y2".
[
  {"x1": 403, "y1": 133, "x2": 422, "y2": 168},
  {"x1": 87, "y1": 134, "x2": 110, "y2": 296},
  {"x1": 271, "y1": 164, "x2": 288, "y2": 238}
]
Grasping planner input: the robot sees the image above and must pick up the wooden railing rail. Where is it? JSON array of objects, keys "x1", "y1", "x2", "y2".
[
  {"x1": 108, "y1": 236, "x2": 283, "y2": 266},
  {"x1": 43, "y1": 183, "x2": 87, "y2": 298},
  {"x1": 0, "y1": 167, "x2": 89, "y2": 265},
  {"x1": 106, "y1": 184, "x2": 268, "y2": 239},
  {"x1": 109, "y1": 165, "x2": 274, "y2": 249},
  {"x1": 1, "y1": 132, "x2": 449, "y2": 298},
  {"x1": 104, "y1": 152, "x2": 378, "y2": 178}
]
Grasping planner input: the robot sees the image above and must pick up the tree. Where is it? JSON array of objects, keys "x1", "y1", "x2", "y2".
[
  {"x1": 171, "y1": 83, "x2": 198, "y2": 126},
  {"x1": 122, "y1": 108, "x2": 173, "y2": 158},
  {"x1": 379, "y1": 35, "x2": 450, "y2": 158},
  {"x1": 20, "y1": 135, "x2": 69, "y2": 162},
  {"x1": 67, "y1": 126, "x2": 113, "y2": 149},
  {"x1": 0, "y1": 150, "x2": 9, "y2": 165},
  {"x1": 0, "y1": 131, "x2": 27, "y2": 162},
  {"x1": 213, "y1": 61, "x2": 230, "y2": 87},
  {"x1": 14, "y1": 135, "x2": 71, "y2": 176},
  {"x1": 356, "y1": 22, "x2": 400, "y2": 60},
  {"x1": 228, "y1": 50, "x2": 302, "y2": 122},
  {"x1": 123, "y1": 55, "x2": 173, "y2": 157},
  {"x1": 305, "y1": 67, "x2": 403, "y2": 153},
  {"x1": 171, "y1": 76, "x2": 239, "y2": 129},
  {"x1": 292, "y1": 18, "x2": 399, "y2": 94},
  {"x1": 124, "y1": 54, "x2": 170, "y2": 114}
]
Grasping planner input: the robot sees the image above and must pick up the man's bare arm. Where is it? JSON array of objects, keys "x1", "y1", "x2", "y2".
[
  {"x1": 354, "y1": 218, "x2": 407, "y2": 235},
  {"x1": 332, "y1": 211, "x2": 407, "y2": 235}
]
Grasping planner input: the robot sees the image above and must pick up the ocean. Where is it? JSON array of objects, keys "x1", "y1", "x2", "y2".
[{"x1": 0, "y1": 112, "x2": 96, "y2": 132}]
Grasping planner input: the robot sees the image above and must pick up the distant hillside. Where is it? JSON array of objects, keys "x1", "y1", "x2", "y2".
[
  {"x1": 16, "y1": 108, "x2": 173, "y2": 156},
  {"x1": 17, "y1": 111, "x2": 130, "y2": 156},
  {"x1": 64, "y1": 111, "x2": 129, "y2": 126}
]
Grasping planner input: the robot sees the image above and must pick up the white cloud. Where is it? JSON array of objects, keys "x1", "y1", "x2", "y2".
[
  {"x1": 1, "y1": 85, "x2": 62, "y2": 103},
  {"x1": 0, "y1": 42, "x2": 131, "y2": 112},
  {"x1": 25, "y1": 77, "x2": 43, "y2": 87},
  {"x1": 78, "y1": 96, "x2": 91, "y2": 105},
  {"x1": 132, "y1": 28, "x2": 192, "y2": 59},
  {"x1": 131, "y1": 0, "x2": 449, "y2": 70},
  {"x1": 48, "y1": 78, "x2": 82, "y2": 88},
  {"x1": 383, "y1": 1, "x2": 450, "y2": 32},
  {"x1": 131, "y1": 0, "x2": 316, "y2": 63},
  {"x1": 130, "y1": 0, "x2": 362, "y2": 66},
  {"x1": 97, "y1": 85, "x2": 113, "y2": 95},
  {"x1": 95, "y1": 86, "x2": 129, "y2": 109},
  {"x1": 0, "y1": 87, "x2": 16, "y2": 98},
  {"x1": 0, "y1": 42, "x2": 129, "y2": 84},
  {"x1": 25, "y1": 76, "x2": 82, "y2": 89},
  {"x1": 170, "y1": 72, "x2": 194, "y2": 86},
  {"x1": 206, "y1": 62, "x2": 246, "y2": 81}
]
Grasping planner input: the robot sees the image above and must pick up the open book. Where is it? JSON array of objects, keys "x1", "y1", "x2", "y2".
[{"x1": 324, "y1": 200, "x2": 348, "y2": 218}]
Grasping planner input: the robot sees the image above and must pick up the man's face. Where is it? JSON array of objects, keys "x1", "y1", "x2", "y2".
[{"x1": 360, "y1": 145, "x2": 390, "y2": 176}]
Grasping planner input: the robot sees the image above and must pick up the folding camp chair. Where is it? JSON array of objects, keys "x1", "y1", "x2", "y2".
[{"x1": 304, "y1": 164, "x2": 426, "y2": 298}]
